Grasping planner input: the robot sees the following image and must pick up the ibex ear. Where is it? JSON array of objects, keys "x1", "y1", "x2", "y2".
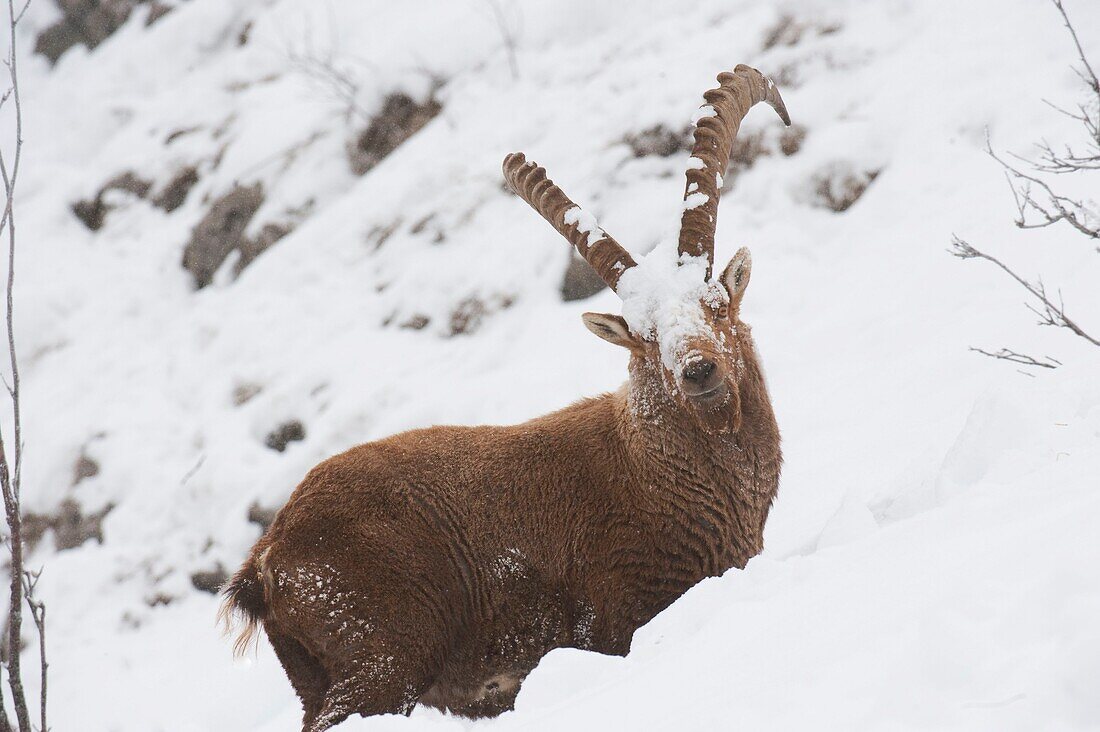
[
  {"x1": 719, "y1": 247, "x2": 752, "y2": 313},
  {"x1": 582, "y1": 313, "x2": 638, "y2": 349}
]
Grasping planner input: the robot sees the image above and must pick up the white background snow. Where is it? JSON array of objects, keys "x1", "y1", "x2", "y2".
[{"x1": 2, "y1": 0, "x2": 1098, "y2": 729}]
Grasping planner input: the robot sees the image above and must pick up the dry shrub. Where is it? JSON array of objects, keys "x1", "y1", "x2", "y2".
[
  {"x1": 72, "y1": 170, "x2": 152, "y2": 231},
  {"x1": 145, "y1": 1, "x2": 172, "y2": 25},
  {"x1": 265, "y1": 420, "x2": 306, "y2": 452},
  {"x1": 235, "y1": 221, "x2": 293, "y2": 275},
  {"x1": 762, "y1": 13, "x2": 840, "y2": 50},
  {"x1": 35, "y1": 0, "x2": 160, "y2": 63},
  {"x1": 778, "y1": 125, "x2": 806, "y2": 156},
  {"x1": 153, "y1": 166, "x2": 199, "y2": 212},
  {"x1": 190, "y1": 565, "x2": 228, "y2": 594},
  {"x1": 561, "y1": 252, "x2": 606, "y2": 302},
  {"x1": 22, "y1": 498, "x2": 114, "y2": 551},
  {"x1": 448, "y1": 297, "x2": 487, "y2": 336},
  {"x1": 400, "y1": 314, "x2": 431, "y2": 331},
  {"x1": 74, "y1": 164, "x2": 200, "y2": 231},
  {"x1": 367, "y1": 220, "x2": 401, "y2": 250},
  {"x1": 623, "y1": 124, "x2": 693, "y2": 158},
  {"x1": 247, "y1": 501, "x2": 278, "y2": 534},
  {"x1": 410, "y1": 213, "x2": 446, "y2": 244},
  {"x1": 721, "y1": 123, "x2": 808, "y2": 190},
  {"x1": 348, "y1": 93, "x2": 442, "y2": 176},
  {"x1": 810, "y1": 164, "x2": 880, "y2": 212},
  {"x1": 232, "y1": 382, "x2": 263, "y2": 406},
  {"x1": 72, "y1": 452, "x2": 100, "y2": 486},
  {"x1": 447, "y1": 295, "x2": 515, "y2": 337},
  {"x1": 182, "y1": 183, "x2": 264, "y2": 288}
]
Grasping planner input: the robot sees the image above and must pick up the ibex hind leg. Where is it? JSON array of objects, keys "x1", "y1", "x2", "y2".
[
  {"x1": 265, "y1": 626, "x2": 329, "y2": 730},
  {"x1": 304, "y1": 652, "x2": 435, "y2": 732},
  {"x1": 290, "y1": 584, "x2": 449, "y2": 730}
]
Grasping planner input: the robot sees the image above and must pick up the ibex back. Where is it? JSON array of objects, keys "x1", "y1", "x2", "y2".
[{"x1": 221, "y1": 64, "x2": 787, "y2": 732}]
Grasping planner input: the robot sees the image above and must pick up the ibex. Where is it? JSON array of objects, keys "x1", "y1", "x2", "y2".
[{"x1": 222, "y1": 64, "x2": 787, "y2": 731}]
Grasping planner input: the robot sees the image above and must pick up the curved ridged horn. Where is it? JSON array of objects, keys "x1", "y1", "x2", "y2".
[
  {"x1": 678, "y1": 64, "x2": 790, "y2": 277},
  {"x1": 503, "y1": 152, "x2": 637, "y2": 291}
]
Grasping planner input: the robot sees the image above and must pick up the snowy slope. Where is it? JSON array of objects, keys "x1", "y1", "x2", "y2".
[{"x1": 3, "y1": 0, "x2": 1099, "y2": 730}]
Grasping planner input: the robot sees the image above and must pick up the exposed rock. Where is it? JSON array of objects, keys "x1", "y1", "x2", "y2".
[
  {"x1": 181, "y1": 183, "x2": 263, "y2": 288},
  {"x1": 152, "y1": 165, "x2": 199, "y2": 212},
  {"x1": 762, "y1": 14, "x2": 841, "y2": 50},
  {"x1": 367, "y1": 220, "x2": 400, "y2": 250},
  {"x1": 810, "y1": 164, "x2": 880, "y2": 212},
  {"x1": 72, "y1": 170, "x2": 152, "y2": 231},
  {"x1": 447, "y1": 295, "x2": 514, "y2": 337},
  {"x1": 72, "y1": 452, "x2": 100, "y2": 486},
  {"x1": 232, "y1": 382, "x2": 262, "y2": 406},
  {"x1": 727, "y1": 129, "x2": 770, "y2": 177},
  {"x1": 144, "y1": 1, "x2": 172, "y2": 25},
  {"x1": 624, "y1": 122, "x2": 806, "y2": 175},
  {"x1": 400, "y1": 314, "x2": 431, "y2": 331},
  {"x1": 722, "y1": 123, "x2": 810, "y2": 191},
  {"x1": 247, "y1": 501, "x2": 277, "y2": 534},
  {"x1": 448, "y1": 297, "x2": 487, "y2": 336},
  {"x1": 190, "y1": 565, "x2": 228, "y2": 594},
  {"x1": 623, "y1": 124, "x2": 692, "y2": 158},
  {"x1": 348, "y1": 93, "x2": 442, "y2": 176},
  {"x1": 778, "y1": 125, "x2": 807, "y2": 156},
  {"x1": 265, "y1": 420, "x2": 305, "y2": 452},
  {"x1": 164, "y1": 126, "x2": 199, "y2": 145},
  {"x1": 23, "y1": 498, "x2": 114, "y2": 551},
  {"x1": 35, "y1": 0, "x2": 156, "y2": 64},
  {"x1": 560, "y1": 252, "x2": 606, "y2": 301},
  {"x1": 235, "y1": 221, "x2": 293, "y2": 275}
]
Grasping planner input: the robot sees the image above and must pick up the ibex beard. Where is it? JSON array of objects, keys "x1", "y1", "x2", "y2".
[{"x1": 221, "y1": 64, "x2": 787, "y2": 732}]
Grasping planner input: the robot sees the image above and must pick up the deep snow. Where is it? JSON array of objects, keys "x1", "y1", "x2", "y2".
[{"x1": 1, "y1": 0, "x2": 1098, "y2": 730}]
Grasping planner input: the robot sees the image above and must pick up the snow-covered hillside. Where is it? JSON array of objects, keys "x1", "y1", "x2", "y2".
[{"x1": 3, "y1": 0, "x2": 1098, "y2": 729}]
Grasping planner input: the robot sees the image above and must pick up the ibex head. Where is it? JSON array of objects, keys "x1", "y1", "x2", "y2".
[{"x1": 505, "y1": 65, "x2": 789, "y2": 435}]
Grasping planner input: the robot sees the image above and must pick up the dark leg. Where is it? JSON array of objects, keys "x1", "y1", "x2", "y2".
[
  {"x1": 265, "y1": 626, "x2": 330, "y2": 730},
  {"x1": 305, "y1": 652, "x2": 435, "y2": 732}
]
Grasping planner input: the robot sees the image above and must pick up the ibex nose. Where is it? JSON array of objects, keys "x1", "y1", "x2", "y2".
[{"x1": 681, "y1": 359, "x2": 718, "y2": 395}]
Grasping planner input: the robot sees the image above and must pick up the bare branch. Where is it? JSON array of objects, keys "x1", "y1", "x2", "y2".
[
  {"x1": 1052, "y1": 0, "x2": 1100, "y2": 98},
  {"x1": 0, "y1": 2, "x2": 45, "y2": 729},
  {"x1": 476, "y1": 0, "x2": 521, "y2": 80},
  {"x1": 285, "y1": 48, "x2": 371, "y2": 125},
  {"x1": 19, "y1": 572, "x2": 44, "y2": 732},
  {"x1": 283, "y1": 17, "x2": 378, "y2": 127},
  {"x1": 969, "y1": 346, "x2": 1061, "y2": 369},
  {"x1": 992, "y1": 144, "x2": 1100, "y2": 241},
  {"x1": 950, "y1": 236, "x2": 1100, "y2": 348},
  {"x1": 966, "y1": 1, "x2": 1099, "y2": 258}
]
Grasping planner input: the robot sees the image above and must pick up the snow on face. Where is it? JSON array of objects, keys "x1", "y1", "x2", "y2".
[{"x1": 616, "y1": 241, "x2": 728, "y2": 375}]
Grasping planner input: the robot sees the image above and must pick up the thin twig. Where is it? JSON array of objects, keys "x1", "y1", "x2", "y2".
[
  {"x1": 19, "y1": 572, "x2": 43, "y2": 732},
  {"x1": 286, "y1": 49, "x2": 371, "y2": 124},
  {"x1": 1052, "y1": 0, "x2": 1100, "y2": 97},
  {"x1": 968, "y1": 347, "x2": 1061, "y2": 369},
  {"x1": 0, "y1": 2, "x2": 41, "y2": 729},
  {"x1": 950, "y1": 236, "x2": 1100, "y2": 347},
  {"x1": 478, "y1": 0, "x2": 520, "y2": 80},
  {"x1": 994, "y1": 144, "x2": 1100, "y2": 240}
]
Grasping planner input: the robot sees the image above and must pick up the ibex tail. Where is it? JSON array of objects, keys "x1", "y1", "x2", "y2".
[{"x1": 218, "y1": 545, "x2": 274, "y2": 657}]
